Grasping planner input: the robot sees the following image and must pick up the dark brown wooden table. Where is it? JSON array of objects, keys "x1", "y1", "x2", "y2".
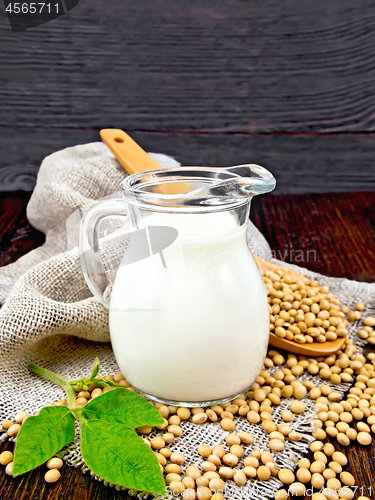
[{"x1": 0, "y1": 190, "x2": 374, "y2": 499}]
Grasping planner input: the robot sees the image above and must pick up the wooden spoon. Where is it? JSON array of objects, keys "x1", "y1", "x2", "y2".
[{"x1": 101, "y1": 129, "x2": 346, "y2": 356}]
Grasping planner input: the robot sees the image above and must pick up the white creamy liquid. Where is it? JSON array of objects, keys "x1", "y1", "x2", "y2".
[{"x1": 109, "y1": 211, "x2": 269, "y2": 403}]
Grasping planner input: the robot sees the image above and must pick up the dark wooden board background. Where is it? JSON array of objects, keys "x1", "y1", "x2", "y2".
[
  {"x1": 1, "y1": 126, "x2": 375, "y2": 194},
  {"x1": 1, "y1": 0, "x2": 375, "y2": 193}
]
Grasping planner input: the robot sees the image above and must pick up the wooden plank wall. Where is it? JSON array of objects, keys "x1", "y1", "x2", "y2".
[{"x1": 1, "y1": 0, "x2": 375, "y2": 193}]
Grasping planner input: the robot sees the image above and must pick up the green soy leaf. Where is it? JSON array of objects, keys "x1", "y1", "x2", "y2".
[
  {"x1": 13, "y1": 406, "x2": 75, "y2": 477},
  {"x1": 81, "y1": 420, "x2": 165, "y2": 495},
  {"x1": 94, "y1": 378, "x2": 122, "y2": 388},
  {"x1": 81, "y1": 388, "x2": 164, "y2": 428},
  {"x1": 90, "y1": 357, "x2": 100, "y2": 379}
]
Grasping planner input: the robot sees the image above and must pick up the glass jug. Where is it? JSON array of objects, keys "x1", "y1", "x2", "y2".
[{"x1": 80, "y1": 164, "x2": 276, "y2": 406}]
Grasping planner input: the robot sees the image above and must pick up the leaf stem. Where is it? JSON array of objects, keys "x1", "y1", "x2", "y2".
[
  {"x1": 28, "y1": 364, "x2": 76, "y2": 408},
  {"x1": 71, "y1": 408, "x2": 87, "y2": 423},
  {"x1": 64, "y1": 385, "x2": 77, "y2": 408},
  {"x1": 29, "y1": 364, "x2": 68, "y2": 385}
]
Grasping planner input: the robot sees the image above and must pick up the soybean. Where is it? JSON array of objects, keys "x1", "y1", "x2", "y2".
[
  {"x1": 46, "y1": 457, "x2": 63, "y2": 469},
  {"x1": 257, "y1": 465, "x2": 271, "y2": 481},
  {"x1": 278, "y1": 468, "x2": 295, "y2": 484},
  {"x1": 45, "y1": 469, "x2": 61, "y2": 483},
  {"x1": 0, "y1": 451, "x2": 14, "y2": 466}
]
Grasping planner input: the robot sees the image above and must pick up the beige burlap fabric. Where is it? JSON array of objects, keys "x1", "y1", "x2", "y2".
[{"x1": 0, "y1": 143, "x2": 374, "y2": 499}]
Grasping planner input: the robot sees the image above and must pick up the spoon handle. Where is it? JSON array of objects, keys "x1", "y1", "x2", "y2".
[
  {"x1": 100, "y1": 129, "x2": 187, "y2": 195},
  {"x1": 100, "y1": 129, "x2": 161, "y2": 174}
]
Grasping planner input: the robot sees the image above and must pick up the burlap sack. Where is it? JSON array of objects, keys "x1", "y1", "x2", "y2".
[{"x1": 0, "y1": 143, "x2": 374, "y2": 499}]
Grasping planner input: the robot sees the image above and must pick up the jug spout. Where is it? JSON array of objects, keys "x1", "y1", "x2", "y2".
[
  {"x1": 186, "y1": 164, "x2": 276, "y2": 205},
  {"x1": 121, "y1": 164, "x2": 276, "y2": 212},
  {"x1": 226, "y1": 164, "x2": 276, "y2": 195}
]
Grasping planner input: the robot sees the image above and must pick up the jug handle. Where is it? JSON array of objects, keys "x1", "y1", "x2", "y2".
[{"x1": 79, "y1": 198, "x2": 126, "y2": 308}]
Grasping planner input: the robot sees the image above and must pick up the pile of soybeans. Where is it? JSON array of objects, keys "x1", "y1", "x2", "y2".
[{"x1": 1, "y1": 269, "x2": 375, "y2": 500}]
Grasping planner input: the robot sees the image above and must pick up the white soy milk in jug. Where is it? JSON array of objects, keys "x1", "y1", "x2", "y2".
[{"x1": 109, "y1": 211, "x2": 269, "y2": 403}]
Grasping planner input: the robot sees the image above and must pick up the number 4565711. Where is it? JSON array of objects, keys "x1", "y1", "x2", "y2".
[{"x1": 6, "y1": 3, "x2": 59, "y2": 13}]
